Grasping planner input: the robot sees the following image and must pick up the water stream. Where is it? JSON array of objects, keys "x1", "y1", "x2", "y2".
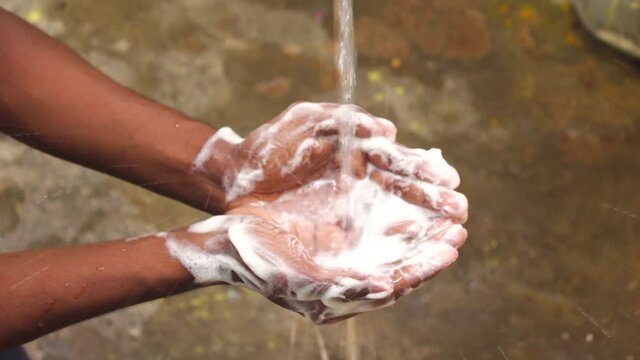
[
  {"x1": 334, "y1": 0, "x2": 358, "y2": 225},
  {"x1": 334, "y1": 1, "x2": 360, "y2": 359},
  {"x1": 335, "y1": 0, "x2": 356, "y2": 104}
]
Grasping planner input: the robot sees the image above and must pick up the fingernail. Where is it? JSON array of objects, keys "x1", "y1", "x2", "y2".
[
  {"x1": 443, "y1": 225, "x2": 467, "y2": 248},
  {"x1": 364, "y1": 281, "x2": 393, "y2": 299}
]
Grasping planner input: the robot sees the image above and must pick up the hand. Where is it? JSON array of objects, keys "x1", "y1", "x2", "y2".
[
  {"x1": 191, "y1": 102, "x2": 397, "y2": 205},
  {"x1": 165, "y1": 214, "x2": 395, "y2": 324},
  {"x1": 170, "y1": 102, "x2": 469, "y2": 324}
]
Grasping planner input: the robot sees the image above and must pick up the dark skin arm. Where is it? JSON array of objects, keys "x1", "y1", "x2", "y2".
[
  {"x1": 0, "y1": 7, "x2": 226, "y2": 213},
  {"x1": 0, "y1": 234, "x2": 200, "y2": 348}
]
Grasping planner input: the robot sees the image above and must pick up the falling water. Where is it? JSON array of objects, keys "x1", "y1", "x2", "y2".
[
  {"x1": 334, "y1": 1, "x2": 360, "y2": 360},
  {"x1": 335, "y1": 0, "x2": 356, "y2": 104},
  {"x1": 334, "y1": 0, "x2": 358, "y2": 223}
]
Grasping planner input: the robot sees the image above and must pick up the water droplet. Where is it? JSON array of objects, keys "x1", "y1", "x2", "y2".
[
  {"x1": 585, "y1": 333, "x2": 594, "y2": 343},
  {"x1": 73, "y1": 284, "x2": 88, "y2": 299},
  {"x1": 96, "y1": 266, "x2": 105, "y2": 271}
]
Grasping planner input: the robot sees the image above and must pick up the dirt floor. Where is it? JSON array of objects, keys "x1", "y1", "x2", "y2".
[{"x1": 1, "y1": 0, "x2": 639, "y2": 359}]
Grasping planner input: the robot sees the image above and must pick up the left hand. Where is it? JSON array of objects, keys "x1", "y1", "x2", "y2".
[{"x1": 191, "y1": 102, "x2": 398, "y2": 205}]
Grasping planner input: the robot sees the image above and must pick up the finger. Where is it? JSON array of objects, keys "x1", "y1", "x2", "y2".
[
  {"x1": 293, "y1": 270, "x2": 392, "y2": 304},
  {"x1": 311, "y1": 266, "x2": 393, "y2": 300},
  {"x1": 359, "y1": 137, "x2": 461, "y2": 189},
  {"x1": 276, "y1": 102, "x2": 333, "y2": 128},
  {"x1": 438, "y1": 224, "x2": 468, "y2": 249},
  {"x1": 318, "y1": 295, "x2": 395, "y2": 324},
  {"x1": 333, "y1": 148, "x2": 367, "y2": 179},
  {"x1": 381, "y1": 220, "x2": 466, "y2": 278},
  {"x1": 273, "y1": 297, "x2": 385, "y2": 325},
  {"x1": 341, "y1": 277, "x2": 393, "y2": 301},
  {"x1": 279, "y1": 139, "x2": 335, "y2": 180},
  {"x1": 316, "y1": 295, "x2": 397, "y2": 324},
  {"x1": 253, "y1": 102, "x2": 334, "y2": 160},
  {"x1": 338, "y1": 104, "x2": 396, "y2": 140},
  {"x1": 384, "y1": 220, "x2": 425, "y2": 240},
  {"x1": 260, "y1": 103, "x2": 343, "y2": 143},
  {"x1": 248, "y1": 103, "x2": 322, "y2": 148},
  {"x1": 313, "y1": 107, "x2": 397, "y2": 140},
  {"x1": 320, "y1": 279, "x2": 394, "y2": 312},
  {"x1": 313, "y1": 118, "x2": 339, "y2": 137},
  {"x1": 350, "y1": 150, "x2": 367, "y2": 179},
  {"x1": 391, "y1": 242, "x2": 458, "y2": 297},
  {"x1": 370, "y1": 170, "x2": 469, "y2": 223},
  {"x1": 352, "y1": 112, "x2": 397, "y2": 140},
  {"x1": 388, "y1": 219, "x2": 467, "y2": 249},
  {"x1": 417, "y1": 221, "x2": 468, "y2": 249},
  {"x1": 270, "y1": 272, "x2": 396, "y2": 324},
  {"x1": 280, "y1": 298, "x2": 385, "y2": 326},
  {"x1": 383, "y1": 218, "x2": 450, "y2": 246},
  {"x1": 314, "y1": 120, "x2": 391, "y2": 139},
  {"x1": 385, "y1": 217, "x2": 451, "y2": 237}
]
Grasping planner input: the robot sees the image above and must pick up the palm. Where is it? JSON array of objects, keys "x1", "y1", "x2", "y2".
[{"x1": 226, "y1": 151, "x2": 466, "y2": 323}]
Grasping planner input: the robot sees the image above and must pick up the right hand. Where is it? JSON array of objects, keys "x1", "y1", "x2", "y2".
[{"x1": 166, "y1": 205, "x2": 467, "y2": 324}]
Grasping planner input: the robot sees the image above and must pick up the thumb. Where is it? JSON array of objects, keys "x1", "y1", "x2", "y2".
[{"x1": 282, "y1": 139, "x2": 335, "y2": 181}]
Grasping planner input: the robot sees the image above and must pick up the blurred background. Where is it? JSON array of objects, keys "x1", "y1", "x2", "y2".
[{"x1": 0, "y1": 0, "x2": 639, "y2": 359}]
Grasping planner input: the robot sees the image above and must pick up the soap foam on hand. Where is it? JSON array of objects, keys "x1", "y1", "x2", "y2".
[{"x1": 166, "y1": 103, "x2": 468, "y2": 324}]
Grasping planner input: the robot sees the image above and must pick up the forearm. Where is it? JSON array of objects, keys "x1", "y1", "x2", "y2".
[
  {"x1": 0, "y1": 8, "x2": 225, "y2": 213},
  {"x1": 0, "y1": 234, "x2": 200, "y2": 348}
]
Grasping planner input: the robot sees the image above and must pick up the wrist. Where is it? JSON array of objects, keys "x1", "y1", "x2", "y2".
[
  {"x1": 121, "y1": 234, "x2": 198, "y2": 292},
  {"x1": 164, "y1": 215, "x2": 257, "y2": 288},
  {"x1": 127, "y1": 109, "x2": 230, "y2": 213},
  {"x1": 190, "y1": 127, "x2": 244, "y2": 209}
]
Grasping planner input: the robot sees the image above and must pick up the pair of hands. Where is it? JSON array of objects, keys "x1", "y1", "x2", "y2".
[
  {"x1": 0, "y1": 10, "x2": 464, "y2": 343},
  {"x1": 168, "y1": 102, "x2": 468, "y2": 324}
]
